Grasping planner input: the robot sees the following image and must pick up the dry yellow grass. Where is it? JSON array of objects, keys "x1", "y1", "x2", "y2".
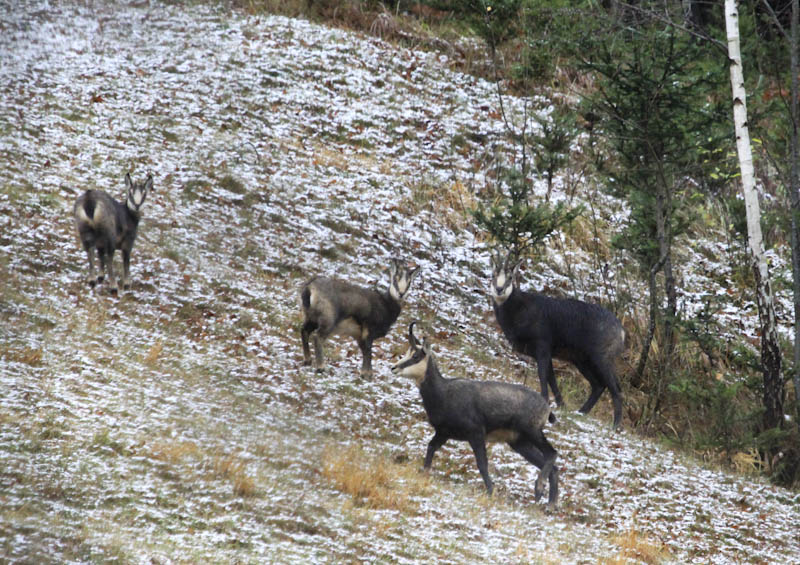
[
  {"x1": 731, "y1": 449, "x2": 764, "y2": 474},
  {"x1": 2, "y1": 346, "x2": 43, "y2": 366},
  {"x1": 144, "y1": 340, "x2": 163, "y2": 366},
  {"x1": 321, "y1": 444, "x2": 431, "y2": 512},
  {"x1": 148, "y1": 440, "x2": 201, "y2": 465},
  {"x1": 604, "y1": 525, "x2": 671, "y2": 565},
  {"x1": 213, "y1": 454, "x2": 258, "y2": 497},
  {"x1": 406, "y1": 178, "x2": 475, "y2": 231}
]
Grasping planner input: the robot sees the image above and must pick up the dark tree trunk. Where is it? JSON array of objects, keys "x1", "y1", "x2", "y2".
[
  {"x1": 633, "y1": 254, "x2": 667, "y2": 388},
  {"x1": 790, "y1": 0, "x2": 800, "y2": 428},
  {"x1": 752, "y1": 262, "x2": 786, "y2": 430}
]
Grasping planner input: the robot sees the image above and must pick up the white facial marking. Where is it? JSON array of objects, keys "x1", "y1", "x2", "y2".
[
  {"x1": 394, "y1": 345, "x2": 414, "y2": 368},
  {"x1": 401, "y1": 356, "x2": 428, "y2": 387},
  {"x1": 492, "y1": 281, "x2": 513, "y2": 305},
  {"x1": 397, "y1": 274, "x2": 409, "y2": 295}
]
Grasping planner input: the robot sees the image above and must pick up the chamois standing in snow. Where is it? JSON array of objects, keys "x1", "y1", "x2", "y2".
[
  {"x1": 300, "y1": 258, "x2": 420, "y2": 377},
  {"x1": 73, "y1": 173, "x2": 153, "y2": 294},
  {"x1": 391, "y1": 322, "x2": 559, "y2": 507},
  {"x1": 491, "y1": 251, "x2": 625, "y2": 429}
]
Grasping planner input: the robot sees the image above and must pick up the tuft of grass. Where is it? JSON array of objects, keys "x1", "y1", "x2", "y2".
[
  {"x1": 212, "y1": 454, "x2": 257, "y2": 498},
  {"x1": 148, "y1": 440, "x2": 201, "y2": 465},
  {"x1": 2, "y1": 346, "x2": 44, "y2": 366},
  {"x1": 407, "y1": 178, "x2": 475, "y2": 231},
  {"x1": 144, "y1": 340, "x2": 163, "y2": 366},
  {"x1": 321, "y1": 444, "x2": 431, "y2": 512},
  {"x1": 219, "y1": 174, "x2": 247, "y2": 195},
  {"x1": 604, "y1": 525, "x2": 671, "y2": 565},
  {"x1": 182, "y1": 179, "x2": 208, "y2": 202},
  {"x1": 731, "y1": 449, "x2": 764, "y2": 475}
]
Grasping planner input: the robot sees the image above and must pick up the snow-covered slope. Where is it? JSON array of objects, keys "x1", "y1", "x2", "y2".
[{"x1": 1, "y1": 1, "x2": 797, "y2": 563}]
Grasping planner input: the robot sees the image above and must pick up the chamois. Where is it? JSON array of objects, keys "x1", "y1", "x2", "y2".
[
  {"x1": 491, "y1": 251, "x2": 625, "y2": 429},
  {"x1": 391, "y1": 322, "x2": 559, "y2": 507},
  {"x1": 300, "y1": 258, "x2": 420, "y2": 377},
  {"x1": 73, "y1": 173, "x2": 153, "y2": 293}
]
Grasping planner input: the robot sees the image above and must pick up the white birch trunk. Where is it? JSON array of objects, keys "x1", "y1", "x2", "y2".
[{"x1": 725, "y1": 0, "x2": 784, "y2": 429}]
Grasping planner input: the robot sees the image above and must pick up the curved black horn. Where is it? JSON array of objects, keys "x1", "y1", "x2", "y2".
[{"x1": 408, "y1": 321, "x2": 421, "y2": 346}]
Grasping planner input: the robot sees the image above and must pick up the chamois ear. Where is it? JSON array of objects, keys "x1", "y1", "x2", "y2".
[
  {"x1": 125, "y1": 172, "x2": 133, "y2": 191},
  {"x1": 144, "y1": 174, "x2": 154, "y2": 192},
  {"x1": 422, "y1": 337, "x2": 433, "y2": 355},
  {"x1": 408, "y1": 265, "x2": 421, "y2": 284}
]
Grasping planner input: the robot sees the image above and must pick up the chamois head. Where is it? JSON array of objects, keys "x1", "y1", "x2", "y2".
[
  {"x1": 388, "y1": 259, "x2": 421, "y2": 303},
  {"x1": 125, "y1": 172, "x2": 153, "y2": 214},
  {"x1": 490, "y1": 250, "x2": 520, "y2": 306},
  {"x1": 391, "y1": 322, "x2": 431, "y2": 386}
]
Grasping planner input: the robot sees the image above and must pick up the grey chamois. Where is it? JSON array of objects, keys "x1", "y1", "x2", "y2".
[
  {"x1": 300, "y1": 258, "x2": 420, "y2": 377},
  {"x1": 73, "y1": 173, "x2": 153, "y2": 293},
  {"x1": 391, "y1": 322, "x2": 559, "y2": 507},
  {"x1": 491, "y1": 250, "x2": 625, "y2": 429}
]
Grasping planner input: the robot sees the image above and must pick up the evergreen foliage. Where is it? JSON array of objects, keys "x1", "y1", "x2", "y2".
[{"x1": 471, "y1": 166, "x2": 582, "y2": 259}]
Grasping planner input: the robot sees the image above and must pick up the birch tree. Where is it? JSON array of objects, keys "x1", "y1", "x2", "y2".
[
  {"x1": 758, "y1": 0, "x2": 800, "y2": 430},
  {"x1": 725, "y1": 0, "x2": 785, "y2": 431}
]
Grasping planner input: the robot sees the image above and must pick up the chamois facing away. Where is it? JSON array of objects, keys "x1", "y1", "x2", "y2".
[
  {"x1": 73, "y1": 173, "x2": 153, "y2": 294},
  {"x1": 391, "y1": 322, "x2": 559, "y2": 507},
  {"x1": 300, "y1": 258, "x2": 420, "y2": 377},
  {"x1": 491, "y1": 250, "x2": 625, "y2": 429}
]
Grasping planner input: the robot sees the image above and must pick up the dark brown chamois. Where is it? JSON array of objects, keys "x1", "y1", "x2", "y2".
[
  {"x1": 73, "y1": 173, "x2": 153, "y2": 293},
  {"x1": 391, "y1": 322, "x2": 559, "y2": 507},
  {"x1": 491, "y1": 251, "x2": 625, "y2": 429},
  {"x1": 300, "y1": 258, "x2": 420, "y2": 377}
]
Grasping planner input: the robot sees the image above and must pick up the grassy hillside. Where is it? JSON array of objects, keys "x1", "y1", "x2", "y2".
[{"x1": 1, "y1": 1, "x2": 798, "y2": 563}]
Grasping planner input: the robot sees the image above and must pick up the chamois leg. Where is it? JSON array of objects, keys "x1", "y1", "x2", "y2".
[
  {"x1": 357, "y1": 337, "x2": 373, "y2": 377},
  {"x1": 121, "y1": 248, "x2": 132, "y2": 290},
  {"x1": 300, "y1": 320, "x2": 317, "y2": 366},
  {"x1": 310, "y1": 319, "x2": 334, "y2": 371},
  {"x1": 311, "y1": 333, "x2": 326, "y2": 371},
  {"x1": 535, "y1": 351, "x2": 564, "y2": 407},
  {"x1": 424, "y1": 431, "x2": 447, "y2": 469},
  {"x1": 577, "y1": 384, "x2": 606, "y2": 417},
  {"x1": 575, "y1": 360, "x2": 606, "y2": 417},
  {"x1": 81, "y1": 238, "x2": 97, "y2": 287},
  {"x1": 510, "y1": 436, "x2": 558, "y2": 506},
  {"x1": 95, "y1": 246, "x2": 106, "y2": 286},
  {"x1": 598, "y1": 362, "x2": 623, "y2": 429},
  {"x1": 97, "y1": 243, "x2": 117, "y2": 294},
  {"x1": 545, "y1": 358, "x2": 564, "y2": 407},
  {"x1": 106, "y1": 248, "x2": 118, "y2": 294},
  {"x1": 468, "y1": 435, "x2": 493, "y2": 494}
]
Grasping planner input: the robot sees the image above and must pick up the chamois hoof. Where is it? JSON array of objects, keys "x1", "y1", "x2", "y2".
[
  {"x1": 359, "y1": 369, "x2": 374, "y2": 379},
  {"x1": 88, "y1": 278, "x2": 97, "y2": 288},
  {"x1": 109, "y1": 287, "x2": 118, "y2": 296}
]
